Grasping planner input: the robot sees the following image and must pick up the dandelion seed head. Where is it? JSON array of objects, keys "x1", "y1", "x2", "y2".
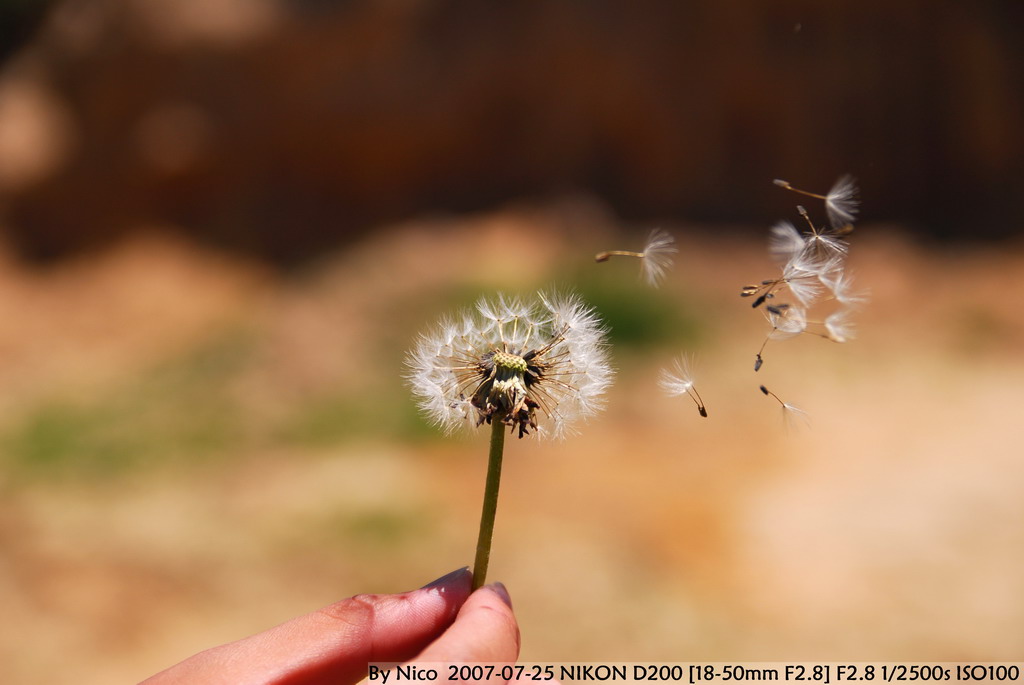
[
  {"x1": 640, "y1": 228, "x2": 677, "y2": 287},
  {"x1": 406, "y1": 291, "x2": 613, "y2": 439}
]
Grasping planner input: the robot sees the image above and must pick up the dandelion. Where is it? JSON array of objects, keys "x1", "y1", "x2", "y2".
[
  {"x1": 773, "y1": 174, "x2": 860, "y2": 230},
  {"x1": 759, "y1": 384, "x2": 810, "y2": 429},
  {"x1": 406, "y1": 291, "x2": 613, "y2": 588},
  {"x1": 658, "y1": 355, "x2": 708, "y2": 417},
  {"x1": 595, "y1": 228, "x2": 677, "y2": 287}
]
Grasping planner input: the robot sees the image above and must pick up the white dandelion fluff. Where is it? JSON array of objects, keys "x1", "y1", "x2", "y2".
[
  {"x1": 639, "y1": 229, "x2": 678, "y2": 287},
  {"x1": 819, "y1": 268, "x2": 869, "y2": 306},
  {"x1": 780, "y1": 257, "x2": 826, "y2": 307},
  {"x1": 406, "y1": 291, "x2": 614, "y2": 439},
  {"x1": 768, "y1": 220, "x2": 806, "y2": 265},
  {"x1": 658, "y1": 354, "x2": 707, "y2": 417},
  {"x1": 765, "y1": 304, "x2": 808, "y2": 340},
  {"x1": 824, "y1": 308, "x2": 856, "y2": 343},
  {"x1": 753, "y1": 303, "x2": 807, "y2": 371},
  {"x1": 742, "y1": 252, "x2": 834, "y2": 310},
  {"x1": 795, "y1": 205, "x2": 849, "y2": 260},
  {"x1": 824, "y1": 174, "x2": 860, "y2": 229}
]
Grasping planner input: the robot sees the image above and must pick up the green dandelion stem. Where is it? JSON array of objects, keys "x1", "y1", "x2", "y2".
[{"x1": 472, "y1": 414, "x2": 507, "y2": 590}]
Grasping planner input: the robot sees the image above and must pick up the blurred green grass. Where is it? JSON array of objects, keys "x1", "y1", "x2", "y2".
[{"x1": 1, "y1": 328, "x2": 254, "y2": 479}]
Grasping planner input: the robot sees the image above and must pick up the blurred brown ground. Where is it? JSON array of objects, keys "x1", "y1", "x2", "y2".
[{"x1": 1, "y1": 1, "x2": 1023, "y2": 683}]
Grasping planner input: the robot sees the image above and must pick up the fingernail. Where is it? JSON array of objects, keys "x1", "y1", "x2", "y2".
[
  {"x1": 487, "y1": 582, "x2": 513, "y2": 609},
  {"x1": 422, "y1": 567, "x2": 471, "y2": 590}
]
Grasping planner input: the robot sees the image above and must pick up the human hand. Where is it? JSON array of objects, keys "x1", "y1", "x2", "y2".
[{"x1": 140, "y1": 567, "x2": 519, "y2": 685}]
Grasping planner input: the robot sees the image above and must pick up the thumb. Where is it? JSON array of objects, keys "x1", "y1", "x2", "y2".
[{"x1": 413, "y1": 583, "x2": 520, "y2": 663}]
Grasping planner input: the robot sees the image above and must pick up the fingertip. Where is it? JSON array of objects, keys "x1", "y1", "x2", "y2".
[
  {"x1": 415, "y1": 580, "x2": 520, "y2": 662},
  {"x1": 422, "y1": 567, "x2": 472, "y2": 591},
  {"x1": 485, "y1": 582, "x2": 513, "y2": 609}
]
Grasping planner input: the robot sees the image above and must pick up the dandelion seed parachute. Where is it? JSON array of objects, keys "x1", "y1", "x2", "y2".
[
  {"x1": 819, "y1": 268, "x2": 869, "y2": 306},
  {"x1": 766, "y1": 305, "x2": 808, "y2": 340},
  {"x1": 769, "y1": 221, "x2": 806, "y2": 265},
  {"x1": 824, "y1": 309, "x2": 855, "y2": 343},
  {"x1": 759, "y1": 384, "x2": 809, "y2": 429},
  {"x1": 640, "y1": 228, "x2": 678, "y2": 287},
  {"x1": 825, "y1": 174, "x2": 860, "y2": 229}
]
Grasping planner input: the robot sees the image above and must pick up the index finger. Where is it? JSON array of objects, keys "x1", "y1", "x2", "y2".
[{"x1": 141, "y1": 567, "x2": 473, "y2": 685}]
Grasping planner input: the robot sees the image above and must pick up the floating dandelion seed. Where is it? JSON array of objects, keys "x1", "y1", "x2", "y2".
[
  {"x1": 658, "y1": 355, "x2": 708, "y2": 417},
  {"x1": 753, "y1": 304, "x2": 807, "y2": 371},
  {"x1": 824, "y1": 308, "x2": 856, "y2": 343},
  {"x1": 744, "y1": 173, "x2": 866, "y2": 373},
  {"x1": 406, "y1": 291, "x2": 613, "y2": 589},
  {"x1": 773, "y1": 174, "x2": 860, "y2": 230},
  {"x1": 759, "y1": 384, "x2": 810, "y2": 429},
  {"x1": 824, "y1": 175, "x2": 860, "y2": 229},
  {"x1": 595, "y1": 228, "x2": 677, "y2": 287},
  {"x1": 819, "y1": 268, "x2": 869, "y2": 306},
  {"x1": 768, "y1": 220, "x2": 806, "y2": 266}
]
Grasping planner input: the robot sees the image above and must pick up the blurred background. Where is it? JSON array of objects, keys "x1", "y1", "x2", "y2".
[{"x1": 0, "y1": 0, "x2": 1022, "y2": 682}]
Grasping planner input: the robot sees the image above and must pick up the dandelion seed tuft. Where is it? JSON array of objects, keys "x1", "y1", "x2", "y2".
[
  {"x1": 639, "y1": 229, "x2": 678, "y2": 287},
  {"x1": 406, "y1": 291, "x2": 614, "y2": 439},
  {"x1": 768, "y1": 220, "x2": 806, "y2": 265},
  {"x1": 820, "y1": 268, "x2": 869, "y2": 306},
  {"x1": 825, "y1": 174, "x2": 860, "y2": 229},
  {"x1": 658, "y1": 355, "x2": 707, "y2": 417},
  {"x1": 759, "y1": 384, "x2": 810, "y2": 429},
  {"x1": 766, "y1": 304, "x2": 808, "y2": 340},
  {"x1": 824, "y1": 309, "x2": 856, "y2": 343}
]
